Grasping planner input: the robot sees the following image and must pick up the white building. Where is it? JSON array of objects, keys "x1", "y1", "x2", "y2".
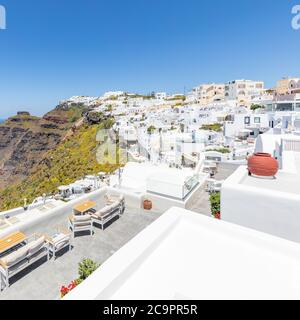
[
  {"x1": 155, "y1": 92, "x2": 167, "y2": 100},
  {"x1": 118, "y1": 162, "x2": 206, "y2": 212},
  {"x1": 103, "y1": 91, "x2": 124, "y2": 99},
  {"x1": 65, "y1": 207, "x2": 300, "y2": 300},
  {"x1": 270, "y1": 94, "x2": 300, "y2": 112},
  {"x1": 221, "y1": 131, "x2": 300, "y2": 243},
  {"x1": 225, "y1": 80, "x2": 264, "y2": 106},
  {"x1": 60, "y1": 96, "x2": 99, "y2": 107},
  {"x1": 192, "y1": 83, "x2": 225, "y2": 105},
  {"x1": 119, "y1": 125, "x2": 138, "y2": 143},
  {"x1": 276, "y1": 78, "x2": 300, "y2": 95},
  {"x1": 224, "y1": 112, "x2": 270, "y2": 145}
]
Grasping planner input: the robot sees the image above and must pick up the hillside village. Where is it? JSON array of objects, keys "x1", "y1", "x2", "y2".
[
  {"x1": 1, "y1": 76, "x2": 300, "y2": 299},
  {"x1": 1, "y1": 77, "x2": 300, "y2": 210}
]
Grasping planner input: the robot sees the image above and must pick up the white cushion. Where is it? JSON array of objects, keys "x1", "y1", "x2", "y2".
[
  {"x1": 73, "y1": 215, "x2": 91, "y2": 222},
  {"x1": 52, "y1": 234, "x2": 69, "y2": 244},
  {"x1": 1, "y1": 246, "x2": 29, "y2": 267},
  {"x1": 110, "y1": 201, "x2": 120, "y2": 210},
  {"x1": 75, "y1": 222, "x2": 91, "y2": 227},
  {"x1": 55, "y1": 239, "x2": 70, "y2": 250},
  {"x1": 94, "y1": 206, "x2": 110, "y2": 217},
  {"x1": 52, "y1": 234, "x2": 70, "y2": 250},
  {"x1": 27, "y1": 236, "x2": 45, "y2": 255}
]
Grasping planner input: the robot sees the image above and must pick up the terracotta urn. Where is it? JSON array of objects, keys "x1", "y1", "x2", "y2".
[
  {"x1": 143, "y1": 200, "x2": 152, "y2": 211},
  {"x1": 248, "y1": 153, "x2": 278, "y2": 177}
]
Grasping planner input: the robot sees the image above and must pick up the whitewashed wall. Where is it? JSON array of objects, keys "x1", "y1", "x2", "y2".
[{"x1": 221, "y1": 166, "x2": 300, "y2": 243}]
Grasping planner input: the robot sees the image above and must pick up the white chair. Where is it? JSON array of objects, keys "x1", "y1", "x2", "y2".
[
  {"x1": 68, "y1": 215, "x2": 93, "y2": 237},
  {"x1": 92, "y1": 195, "x2": 125, "y2": 230},
  {"x1": 46, "y1": 227, "x2": 72, "y2": 260},
  {"x1": 104, "y1": 193, "x2": 125, "y2": 214}
]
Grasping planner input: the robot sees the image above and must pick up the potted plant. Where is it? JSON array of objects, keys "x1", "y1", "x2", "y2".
[
  {"x1": 209, "y1": 192, "x2": 221, "y2": 219},
  {"x1": 143, "y1": 199, "x2": 152, "y2": 210}
]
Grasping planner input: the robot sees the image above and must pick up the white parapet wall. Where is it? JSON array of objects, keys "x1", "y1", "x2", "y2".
[
  {"x1": 0, "y1": 199, "x2": 60, "y2": 219},
  {"x1": 221, "y1": 165, "x2": 300, "y2": 243},
  {"x1": 0, "y1": 188, "x2": 108, "y2": 238},
  {"x1": 64, "y1": 207, "x2": 300, "y2": 300},
  {"x1": 145, "y1": 180, "x2": 205, "y2": 213}
]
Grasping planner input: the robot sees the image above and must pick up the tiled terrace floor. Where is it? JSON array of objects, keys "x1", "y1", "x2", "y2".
[{"x1": 0, "y1": 206, "x2": 162, "y2": 300}]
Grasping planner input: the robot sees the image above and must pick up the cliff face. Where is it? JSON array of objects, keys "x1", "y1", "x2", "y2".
[
  {"x1": 0, "y1": 105, "x2": 85, "y2": 190},
  {"x1": 0, "y1": 123, "x2": 120, "y2": 211}
]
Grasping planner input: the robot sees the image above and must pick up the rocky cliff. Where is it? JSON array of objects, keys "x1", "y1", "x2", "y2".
[
  {"x1": 0, "y1": 104, "x2": 86, "y2": 190},
  {"x1": 0, "y1": 122, "x2": 120, "y2": 211}
]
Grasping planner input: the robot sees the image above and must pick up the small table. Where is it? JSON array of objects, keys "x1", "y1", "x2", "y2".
[
  {"x1": 0, "y1": 231, "x2": 27, "y2": 256},
  {"x1": 73, "y1": 201, "x2": 97, "y2": 215}
]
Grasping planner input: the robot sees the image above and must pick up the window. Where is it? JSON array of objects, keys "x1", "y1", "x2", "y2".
[
  {"x1": 275, "y1": 103, "x2": 293, "y2": 111},
  {"x1": 254, "y1": 117, "x2": 261, "y2": 124},
  {"x1": 244, "y1": 117, "x2": 250, "y2": 125}
]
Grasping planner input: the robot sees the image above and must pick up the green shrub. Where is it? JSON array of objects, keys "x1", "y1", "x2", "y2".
[
  {"x1": 78, "y1": 258, "x2": 99, "y2": 280},
  {"x1": 207, "y1": 148, "x2": 230, "y2": 154},
  {"x1": 147, "y1": 125, "x2": 156, "y2": 134},
  {"x1": 250, "y1": 104, "x2": 265, "y2": 111},
  {"x1": 100, "y1": 117, "x2": 115, "y2": 130},
  {"x1": 74, "y1": 278, "x2": 83, "y2": 285},
  {"x1": 209, "y1": 192, "x2": 220, "y2": 216},
  {"x1": 200, "y1": 123, "x2": 223, "y2": 132}
]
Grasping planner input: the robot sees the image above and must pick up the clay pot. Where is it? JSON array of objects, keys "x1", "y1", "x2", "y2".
[
  {"x1": 248, "y1": 153, "x2": 278, "y2": 177},
  {"x1": 143, "y1": 200, "x2": 152, "y2": 210}
]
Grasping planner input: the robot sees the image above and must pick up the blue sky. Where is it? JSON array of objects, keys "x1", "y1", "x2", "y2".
[{"x1": 0, "y1": 0, "x2": 299, "y2": 118}]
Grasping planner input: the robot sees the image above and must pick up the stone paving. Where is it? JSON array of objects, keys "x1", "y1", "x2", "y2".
[{"x1": 0, "y1": 206, "x2": 162, "y2": 300}]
